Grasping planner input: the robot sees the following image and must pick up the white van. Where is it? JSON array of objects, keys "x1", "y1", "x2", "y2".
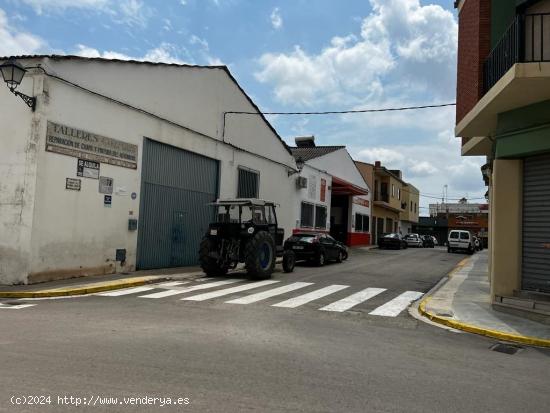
[{"x1": 447, "y1": 230, "x2": 475, "y2": 254}]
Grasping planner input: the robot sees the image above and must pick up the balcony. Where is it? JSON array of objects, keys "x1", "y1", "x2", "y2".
[
  {"x1": 484, "y1": 13, "x2": 550, "y2": 94},
  {"x1": 374, "y1": 192, "x2": 389, "y2": 203},
  {"x1": 457, "y1": 12, "x2": 550, "y2": 141}
]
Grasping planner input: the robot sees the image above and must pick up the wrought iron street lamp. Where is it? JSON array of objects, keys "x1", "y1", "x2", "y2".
[
  {"x1": 288, "y1": 156, "x2": 305, "y2": 176},
  {"x1": 0, "y1": 58, "x2": 36, "y2": 111}
]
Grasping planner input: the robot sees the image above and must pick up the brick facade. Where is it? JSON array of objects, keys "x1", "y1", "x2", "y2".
[{"x1": 456, "y1": 0, "x2": 491, "y2": 124}]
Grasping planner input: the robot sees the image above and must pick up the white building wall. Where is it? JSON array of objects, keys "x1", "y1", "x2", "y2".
[
  {"x1": 0, "y1": 76, "x2": 40, "y2": 284},
  {"x1": 306, "y1": 149, "x2": 369, "y2": 191},
  {"x1": 293, "y1": 164, "x2": 332, "y2": 231},
  {"x1": 1, "y1": 58, "x2": 297, "y2": 284}
]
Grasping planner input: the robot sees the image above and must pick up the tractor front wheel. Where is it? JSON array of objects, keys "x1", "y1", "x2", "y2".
[
  {"x1": 199, "y1": 236, "x2": 228, "y2": 277},
  {"x1": 245, "y1": 231, "x2": 276, "y2": 279}
]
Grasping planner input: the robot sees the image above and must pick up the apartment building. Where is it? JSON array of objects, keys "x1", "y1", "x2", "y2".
[
  {"x1": 355, "y1": 161, "x2": 419, "y2": 243},
  {"x1": 455, "y1": 0, "x2": 550, "y2": 318}
]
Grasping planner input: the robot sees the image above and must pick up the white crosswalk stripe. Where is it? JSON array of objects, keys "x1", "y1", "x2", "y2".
[
  {"x1": 0, "y1": 303, "x2": 36, "y2": 309},
  {"x1": 272, "y1": 284, "x2": 349, "y2": 308},
  {"x1": 182, "y1": 280, "x2": 279, "y2": 301},
  {"x1": 157, "y1": 281, "x2": 189, "y2": 288},
  {"x1": 369, "y1": 291, "x2": 424, "y2": 317},
  {"x1": 319, "y1": 287, "x2": 387, "y2": 312},
  {"x1": 139, "y1": 279, "x2": 244, "y2": 299},
  {"x1": 97, "y1": 286, "x2": 156, "y2": 297},
  {"x1": 226, "y1": 282, "x2": 313, "y2": 304}
]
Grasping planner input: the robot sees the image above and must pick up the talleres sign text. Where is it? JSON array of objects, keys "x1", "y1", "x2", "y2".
[{"x1": 46, "y1": 121, "x2": 138, "y2": 169}]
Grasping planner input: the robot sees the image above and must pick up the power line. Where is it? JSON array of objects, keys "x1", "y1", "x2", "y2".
[{"x1": 225, "y1": 103, "x2": 456, "y2": 117}]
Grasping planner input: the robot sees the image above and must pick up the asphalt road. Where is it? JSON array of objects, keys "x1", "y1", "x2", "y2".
[{"x1": 1, "y1": 247, "x2": 549, "y2": 413}]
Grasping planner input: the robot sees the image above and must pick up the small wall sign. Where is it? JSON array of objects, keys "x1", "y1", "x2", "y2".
[
  {"x1": 66, "y1": 178, "x2": 81, "y2": 191},
  {"x1": 104, "y1": 195, "x2": 112, "y2": 207},
  {"x1": 131, "y1": 192, "x2": 137, "y2": 200},
  {"x1": 99, "y1": 176, "x2": 113, "y2": 194},
  {"x1": 77, "y1": 159, "x2": 100, "y2": 179}
]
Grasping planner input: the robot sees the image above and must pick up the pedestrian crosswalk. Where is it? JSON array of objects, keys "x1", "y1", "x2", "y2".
[{"x1": 94, "y1": 278, "x2": 424, "y2": 318}]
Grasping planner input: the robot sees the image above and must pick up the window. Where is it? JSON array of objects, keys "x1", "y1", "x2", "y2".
[
  {"x1": 392, "y1": 184, "x2": 395, "y2": 198},
  {"x1": 414, "y1": 203, "x2": 417, "y2": 213},
  {"x1": 315, "y1": 205, "x2": 327, "y2": 229},
  {"x1": 300, "y1": 202, "x2": 314, "y2": 227},
  {"x1": 355, "y1": 213, "x2": 369, "y2": 232},
  {"x1": 410, "y1": 201, "x2": 413, "y2": 212},
  {"x1": 460, "y1": 232, "x2": 470, "y2": 240},
  {"x1": 237, "y1": 167, "x2": 259, "y2": 198},
  {"x1": 397, "y1": 188, "x2": 401, "y2": 200}
]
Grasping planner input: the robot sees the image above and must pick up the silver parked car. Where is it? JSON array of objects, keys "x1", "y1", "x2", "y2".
[{"x1": 403, "y1": 233, "x2": 423, "y2": 248}]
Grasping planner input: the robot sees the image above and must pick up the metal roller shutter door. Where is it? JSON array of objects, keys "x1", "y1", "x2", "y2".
[
  {"x1": 137, "y1": 139, "x2": 219, "y2": 270},
  {"x1": 522, "y1": 154, "x2": 550, "y2": 292}
]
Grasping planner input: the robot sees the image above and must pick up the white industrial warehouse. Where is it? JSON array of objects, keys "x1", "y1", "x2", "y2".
[{"x1": 0, "y1": 55, "x2": 372, "y2": 285}]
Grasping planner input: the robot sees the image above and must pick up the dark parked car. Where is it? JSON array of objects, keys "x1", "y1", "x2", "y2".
[
  {"x1": 421, "y1": 235, "x2": 435, "y2": 248},
  {"x1": 283, "y1": 233, "x2": 348, "y2": 266},
  {"x1": 378, "y1": 233, "x2": 408, "y2": 250}
]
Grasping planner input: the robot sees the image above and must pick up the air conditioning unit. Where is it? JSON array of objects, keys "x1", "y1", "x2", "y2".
[{"x1": 296, "y1": 176, "x2": 308, "y2": 189}]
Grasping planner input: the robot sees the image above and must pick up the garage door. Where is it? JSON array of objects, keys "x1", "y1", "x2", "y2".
[
  {"x1": 522, "y1": 154, "x2": 550, "y2": 292},
  {"x1": 137, "y1": 139, "x2": 219, "y2": 269}
]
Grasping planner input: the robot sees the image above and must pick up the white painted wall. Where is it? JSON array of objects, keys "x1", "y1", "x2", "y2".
[
  {"x1": 0, "y1": 76, "x2": 39, "y2": 284},
  {"x1": 306, "y1": 149, "x2": 369, "y2": 191},
  {"x1": 351, "y1": 196, "x2": 371, "y2": 234},
  {"x1": 293, "y1": 164, "x2": 332, "y2": 230},
  {"x1": 0, "y1": 57, "x2": 297, "y2": 284}
]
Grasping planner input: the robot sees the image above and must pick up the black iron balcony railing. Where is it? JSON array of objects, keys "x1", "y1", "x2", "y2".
[{"x1": 483, "y1": 13, "x2": 550, "y2": 94}]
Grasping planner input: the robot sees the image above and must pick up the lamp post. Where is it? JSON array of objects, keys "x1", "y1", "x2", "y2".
[
  {"x1": 0, "y1": 58, "x2": 36, "y2": 111},
  {"x1": 288, "y1": 156, "x2": 305, "y2": 176}
]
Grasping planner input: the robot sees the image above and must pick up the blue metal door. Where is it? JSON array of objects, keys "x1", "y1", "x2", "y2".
[{"x1": 137, "y1": 139, "x2": 219, "y2": 269}]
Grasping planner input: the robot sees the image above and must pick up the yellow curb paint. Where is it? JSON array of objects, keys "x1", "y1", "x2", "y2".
[
  {"x1": 0, "y1": 276, "x2": 169, "y2": 299},
  {"x1": 418, "y1": 254, "x2": 550, "y2": 348},
  {"x1": 418, "y1": 299, "x2": 550, "y2": 348}
]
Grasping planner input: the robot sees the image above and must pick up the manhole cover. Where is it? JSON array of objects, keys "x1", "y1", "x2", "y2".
[{"x1": 490, "y1": 343, "x2": 524, "y2": 355}]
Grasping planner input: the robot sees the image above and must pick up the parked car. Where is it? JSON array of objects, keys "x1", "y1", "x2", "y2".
[
  {"x1": 284, "y1": 233, "x2": 348, "y2": 266},
  {"x1": 447, "y1": 230, "x2": 475, "y2": 254},
  {"x1": 378, "y1": 233, "x2": 408, "y2": 250},
  {"x1": 404, "y1": 233, "x2": 423, "y2": 248},
  {"x1": 421, "y1": 235, "x2": 435, "y2": 248},
  {"x1": 431, "y1": 236, "x2": 439, "y2": 246}
]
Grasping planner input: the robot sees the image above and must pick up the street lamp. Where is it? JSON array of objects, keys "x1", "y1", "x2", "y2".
[
  {"x1": 288, "y1": 156, "x2": 305, "y2": 176},
  {"x1": 0, "y1": 58, "x2": 36, "y2": 111}
]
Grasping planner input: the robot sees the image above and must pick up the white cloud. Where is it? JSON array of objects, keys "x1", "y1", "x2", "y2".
[
  {"x1": 270, "y1": 7, "x2": 283, "y2": 30},
  {"x1": 75, "y1": 43, "x2": 189, "y2": 65},
  {"x1": 118, "y1": 0, "x2": 150, "y2": 27},
  {"x1": 20, "y1": 0, "x2": 109, "y2": 14},
  {"x1": 255, "y1": 0, "x2": 457, "y2": 106},
  {"x1": 0, "y1": 8, "x2": 45, "y2": 56}
]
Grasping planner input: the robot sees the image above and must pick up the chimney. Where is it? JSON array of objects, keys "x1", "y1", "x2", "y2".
[
  {"x1": 295, "y1": 136, "x2": 316, "y2": 148},
  {"x1": 375, "y1": 161, "x2": 381, "y2": 167}
]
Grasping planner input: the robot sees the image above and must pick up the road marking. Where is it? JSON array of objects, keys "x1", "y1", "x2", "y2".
[
  {"x1": 139, "y1": 279, "x2": 244, "y2": 299},
  {"x1": 319, "y1": 287, "x2": 386, "y2": 312},
  {"x1": 157, "y1": 281, "x2": 189, "y2": 288},
  {"x1": 0, "y1": 303, "x2": 36, "y2": 309},
  {"x1": 226, "y1": 282, "x2": 313, "y2": 304},
  {"x1": 182, "y1": 280, "x2": 279, "y2": 301},
  {"x1": 96, "y1": 286, "x2": 156, "y2": 297},
  {"x1": 272, "y1": 285, "x2": 349, "y2": 308},
  {"x1": 369, "y1": 291, "x2": 424, "y2": 317}
]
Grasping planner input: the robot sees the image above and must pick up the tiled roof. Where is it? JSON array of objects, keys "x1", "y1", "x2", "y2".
[{"x1": 290, "y1": 146, "x2": 345, "y2": 161}]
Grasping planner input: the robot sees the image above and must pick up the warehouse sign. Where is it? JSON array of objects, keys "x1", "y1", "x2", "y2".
[{"x1": 46, "y1": 121, "x2": 138, "y2": 169}]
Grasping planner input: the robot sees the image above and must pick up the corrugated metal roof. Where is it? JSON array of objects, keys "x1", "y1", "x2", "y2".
[{"x1": 290, "y1": 146, "x2": 345, "y2": 161}]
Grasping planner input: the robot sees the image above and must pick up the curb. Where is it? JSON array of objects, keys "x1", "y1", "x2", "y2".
[
  {"x1": 0, "y1": 276, "x2": 172, "y2": 299},
  {"x1": 417, "y1": 257, "x2": 550, "y2": 348}
]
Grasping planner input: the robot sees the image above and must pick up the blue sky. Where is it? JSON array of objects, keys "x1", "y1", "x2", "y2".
[{"x1": 0, "y1": 0, "x2": 486, "y2": 214}]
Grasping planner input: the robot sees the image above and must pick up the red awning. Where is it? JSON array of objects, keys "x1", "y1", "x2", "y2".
[{"x1": 331, "y1": 176, "x2": 369, "y2": 196}]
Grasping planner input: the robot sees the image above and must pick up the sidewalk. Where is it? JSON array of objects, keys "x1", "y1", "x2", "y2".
[
  {"x1": 418, "y1": 250, "x2": 550, "y2": 347},
  {"x1": 0, "y1": 266, "x2": 204, "y2": 298}
]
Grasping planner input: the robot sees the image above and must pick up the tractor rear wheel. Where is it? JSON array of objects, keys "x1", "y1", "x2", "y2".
[
  {"x1": 199, "y1": 236, "x2": 228, "y2": 277},
  {"x1": 245, "y1": 231, "x2": 276, "y2": 279}
]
